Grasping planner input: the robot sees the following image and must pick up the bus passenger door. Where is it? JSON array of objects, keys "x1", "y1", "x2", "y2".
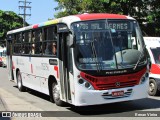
[{"x1": 58, "y1": 32, "x2": 72, "y2": 102}]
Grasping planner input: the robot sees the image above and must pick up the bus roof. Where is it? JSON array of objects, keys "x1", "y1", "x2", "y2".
[{"x1": 7, "y1": 13, "x2": 134, "y2": 35}]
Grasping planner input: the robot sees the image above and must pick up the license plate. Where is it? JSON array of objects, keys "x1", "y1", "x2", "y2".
[{"x1": 112, "y1": 91, "x2": 124, "y2": 97}]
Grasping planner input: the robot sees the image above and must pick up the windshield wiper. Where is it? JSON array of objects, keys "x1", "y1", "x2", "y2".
[
  {"x1": 133, "y1": 45, "x2": 146, "y2": 70},
  {"x1": 105, "y1": 20, "x2": 118, "y2": 69},
  {"x1": 90, "y1": 40, "x2": 101, "y2": 72}
]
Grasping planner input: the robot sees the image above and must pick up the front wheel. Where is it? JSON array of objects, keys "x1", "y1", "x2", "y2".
[
  {"x1": 51, "y1": 82, "x2": 65, "y2": 106},
  {"x1": 17, "y1": 71, "x2": 25, "y2": 92},
  {"x1": 148, "y1": 79, "x2": 160, "y2": 96}
]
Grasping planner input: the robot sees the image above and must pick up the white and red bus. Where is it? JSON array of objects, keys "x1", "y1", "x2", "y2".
[
  {"x1": 6, "y1": 13, "x2": 149, "y2": 106},
  {"x1": 144, "y1": 37, "x2": 160, "y2": 96}
]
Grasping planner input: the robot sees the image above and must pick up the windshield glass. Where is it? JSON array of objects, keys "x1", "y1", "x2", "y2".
[
  {"x1": 150, "y1": 47, "x2": 160, "y2": 64},
  {"x1": 71, "y1": 19, "x2": 146, "y2": 70}
]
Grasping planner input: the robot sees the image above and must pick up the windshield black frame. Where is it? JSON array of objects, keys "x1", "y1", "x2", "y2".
[{"x1": 71, "y1": 19, "x2": 147, "y2": 72}]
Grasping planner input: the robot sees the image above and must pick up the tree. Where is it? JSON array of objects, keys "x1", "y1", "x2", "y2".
[
  {"x1": 54, "y1": 0, "x2": 160, "y2": 36},
  {"x1": 145, "y1": 0, "x2": 160, "y2": 36},
  {"x1": 54, "y1": 0, "x2": 105, "y2": 18},
  {"x1": 0, "y1": 10, "x2": 24, "y2": 45}
]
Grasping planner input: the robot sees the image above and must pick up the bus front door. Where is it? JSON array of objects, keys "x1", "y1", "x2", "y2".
[{"x1": 59, "y1": 33, "x2": 72, "y2": 103}]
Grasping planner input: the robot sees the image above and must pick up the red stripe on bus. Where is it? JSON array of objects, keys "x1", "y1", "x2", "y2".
[
  {"x1": 150, "y1": 64, "x2": 160, "y2": 75},
  {"x1": 31, "y1": 64, "x2": 33, "y2": 74},
  {"x1": 80, "y1": 67, "x2": 146, "y2": 90},
  {"x1": 12, "y1": 61, "x2": 15, "y2": 70},
  {"x1": 54, "y1": 66, "x2": 59, "y2": 78},
  {"x1": 76, "y1": 13, "x2": 127, "y2": 21},
  {"x1": 33, "y1": 24, "x2": 39, "y2": 29}
]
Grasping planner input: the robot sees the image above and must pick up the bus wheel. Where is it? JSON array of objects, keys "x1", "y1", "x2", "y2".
[
  {"x1": 17, "y1": 71, "x2": 25, "y2": 92},
  {"x1": 51, "y1": 82, "x2": 64, "y2": 106},
  {"x1": 148, "y1": 79, "x2": 159, "y2": 96}
]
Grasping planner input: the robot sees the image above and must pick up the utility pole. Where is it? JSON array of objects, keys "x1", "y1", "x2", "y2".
[{"x1": 19, "y1": 0, "x2": 31, "y2": 27}]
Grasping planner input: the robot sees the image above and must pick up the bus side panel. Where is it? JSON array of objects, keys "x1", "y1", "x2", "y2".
[
  {"x1": 12, "y1": 56, "x2": 41, "y2": 92},
  {"x1": 12, "y1": 55, "x2": 61, "y2": 96}
]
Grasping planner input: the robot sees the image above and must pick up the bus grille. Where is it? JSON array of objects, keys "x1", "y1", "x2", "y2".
[{"x1": 96, "y1": 80, "x2": 137, "y2": 90}]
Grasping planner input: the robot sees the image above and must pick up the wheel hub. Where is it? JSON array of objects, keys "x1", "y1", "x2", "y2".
[
  {"x1": 18, "y1": 75, "x2": 21, "y2": 88},
  {"x1": 149, "y1": 82, "x2": 155, "y2": 92},
  {"x1": 52, "y1": 84, "x2": 60, "y2": 101}
]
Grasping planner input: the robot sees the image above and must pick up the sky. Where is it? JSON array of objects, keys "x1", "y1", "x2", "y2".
[{"x1": 0, "y1": 0, "x2": 58, "y2": 25}]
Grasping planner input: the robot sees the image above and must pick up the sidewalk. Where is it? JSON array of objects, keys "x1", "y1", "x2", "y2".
[
  {"x1": 0, "y1": 94, "x2": 7, "y2": 111},
  {"x1": 0, "y1": 88, "x2": 59, "y2": 120}
]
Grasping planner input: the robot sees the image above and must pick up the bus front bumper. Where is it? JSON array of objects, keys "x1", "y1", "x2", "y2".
[{"x1": 74, "y1": 82, "x2": 148, "y2": 106}]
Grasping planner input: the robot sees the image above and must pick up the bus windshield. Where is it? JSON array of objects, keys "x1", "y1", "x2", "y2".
[
  {"x1": 71, "y1": 19, "x2": 146, "y2": 71},
  {"x1": 150, "y1": 47, "x2": 160, "y2": 64}
]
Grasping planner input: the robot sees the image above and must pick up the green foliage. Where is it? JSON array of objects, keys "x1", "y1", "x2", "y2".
[
  {"x1": 54, "y1": 0, "x2": 153, "y2": 18},
  {"x1": 54, "y1": 11, "x2": 69, "y2": 18},
  {"x1": 0, "y1": 10, "x2": 24, "y2": 43}
]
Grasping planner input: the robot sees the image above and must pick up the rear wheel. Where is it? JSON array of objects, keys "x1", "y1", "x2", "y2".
[
  {"x1": 17, "y1": 71, "x2": 25, "y2": 92},
  {"x1": 51, "y1": 82, "x2": 65, "y2": 106},
  {"x1": 148, "y1": 79, "x2": 160, "y2": 96}
]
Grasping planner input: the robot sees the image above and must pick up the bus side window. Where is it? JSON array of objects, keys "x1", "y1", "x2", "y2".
[
  {"x1": 48, "y1": 27, "x2": 54, "y2": 40},
  {"x1": 24, "y1": 31, "x2": 30, "y2": 54},
  {"x1": 30, "y1": 31, "x2": 35, "y2": 55},
  {"x1": 35, "y1": 29, "x2": 43, "y2": 54},
  {"x1": 29, "y1": 32, "x2": 32, "y2": 43},
  {"x1": 18, "y1": 33, "x2": 22, "y2": 43},
  {"x1": 39, "y1": 30, "x2": 43, "y2": 54},
  {"x1": 25, "y1": 32, "x2": 29, "y2": 43},
  {"x1": 40, "y1": 31, "x2": 42, "y2": 42},
  {"x1": 43, "y1": 26, "x2": 57, "y2": 56},
  {"x1": 31, "y1": 44, "x2": 35, "y2": 55},
  {"x1": 32, "y1": 31, "x2": 35, "y2": 42},
  {"x1": 45, "y1": 42, "x2": 57, "y2": 55},
  {"x1": 52, "y1": 42, "x2": 57, "y2": 55},
  {"x1": 14, "y1": 33, "x2": 22, "y2": 54},
  {"x1": 53, "y1": 26, "x2": 57, "y2": 40},
  {"x1": 21, "y1": 33, "x2": 25, "y2": 53}
]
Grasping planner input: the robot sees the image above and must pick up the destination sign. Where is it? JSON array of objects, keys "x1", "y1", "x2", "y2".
[{"x1": 73, "y1": 20, "x2": 130, "y2": 31}]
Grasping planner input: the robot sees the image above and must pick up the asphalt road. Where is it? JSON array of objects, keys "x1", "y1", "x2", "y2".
[{"x1": 0, "y1": 67, "x2": 160, "y2": 120}]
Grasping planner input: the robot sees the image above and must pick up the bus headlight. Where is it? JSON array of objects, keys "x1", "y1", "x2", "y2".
[
  {"x1": 78, "y1": 79, "x2": 84, "y2": 84},
  {"x1": 140, "y1": 73, "x2": 149, "y2": 84},
  {"x1": 78, "y1": 79, "x2": 94, "y2": 90}
]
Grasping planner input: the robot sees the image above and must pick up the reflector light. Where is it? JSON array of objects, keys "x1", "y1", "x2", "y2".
[{"x1": 77, "y1": 75, "x2": 81, "y2": 78}]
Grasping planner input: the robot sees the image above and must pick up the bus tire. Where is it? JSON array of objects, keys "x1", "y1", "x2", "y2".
[
  {"x1": 148, "y1": 79, "x2": 160, "y2": 96},
  {"x1": 16, "y1": 71, "x2": 25, "y2": 92},
  {"x1": 51, "y1": 82, "x2": 64, "y2": 106}
]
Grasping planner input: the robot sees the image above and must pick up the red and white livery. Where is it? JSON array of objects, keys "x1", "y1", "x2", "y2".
[{"x1": 7, "y1": 13, "x2": 149, "y2": 106}]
